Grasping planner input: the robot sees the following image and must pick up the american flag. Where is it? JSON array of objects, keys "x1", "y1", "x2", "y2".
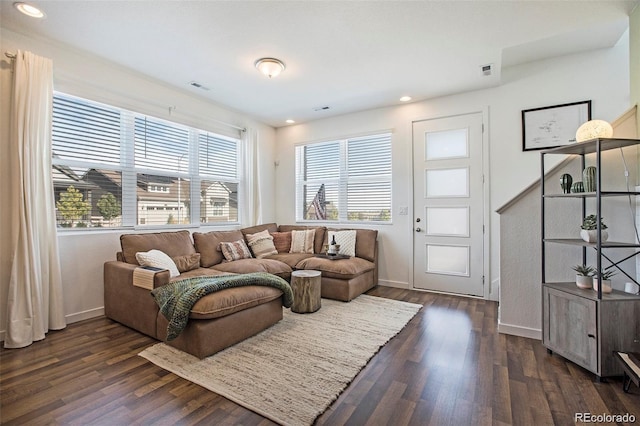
[{"x1": 310, "y1": 184, "x2": 327, "y2": 220}]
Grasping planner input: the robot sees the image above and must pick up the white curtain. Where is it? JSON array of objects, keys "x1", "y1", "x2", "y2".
[
  {"x1": 5, "y1": 50, "x2": 66, "y2": 348},
  {"x1": 241, "y1": 127, "x2": 262, "y2": 226}
]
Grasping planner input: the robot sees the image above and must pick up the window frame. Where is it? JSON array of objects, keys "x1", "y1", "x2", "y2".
[
  {"x1": 51, "y1": 92, "x2": 242, "y2": 231},
  {"x1": 295, "y1": 132, "x2": 392, "y2": 224}
]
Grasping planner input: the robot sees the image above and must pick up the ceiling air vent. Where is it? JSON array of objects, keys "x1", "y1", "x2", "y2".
[
  {"x1": 313, "y1": 106, "x2": 330, "y2": 111},
  {"x1": 189, "y1": 81, "x2": 211, "y2": 91},
  {"x1": 481, "y1": 64, "x2": 492, "y2": 76}
]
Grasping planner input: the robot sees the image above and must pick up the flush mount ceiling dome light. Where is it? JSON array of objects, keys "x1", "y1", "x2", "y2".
[
  {"x1": 254, "y1": 58, "x2": 286, "y2": 79},
  {"x1": 14, "y1": 2, "x2": 45, "y2": 18}
]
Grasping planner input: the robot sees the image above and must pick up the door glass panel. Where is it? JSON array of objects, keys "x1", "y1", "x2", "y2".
[
  {"x1": 426, "y1": 207, "x2": 469, "y2": 236},
  {"x1": 426, "y1": 244, "x2": 470, "y2": 276},
  {"x1": 426, "y1": 168, "x2": 468, "y2": 198},
  {"x1": 425, "y1": 128, "x2": 468, "y2": 160}
]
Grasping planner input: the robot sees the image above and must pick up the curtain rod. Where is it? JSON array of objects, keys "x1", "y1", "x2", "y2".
[{"x1": 3, "y1": 50, "x2": 246, "y2": 133}]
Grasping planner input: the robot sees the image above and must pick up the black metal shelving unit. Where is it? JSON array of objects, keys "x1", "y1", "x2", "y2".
[
  {"x1": 540, "y1": 137, "x2": 640, "y2": 299},
  {"x1": 540, "y1": 137, "x2": 640, "y2": 378}
]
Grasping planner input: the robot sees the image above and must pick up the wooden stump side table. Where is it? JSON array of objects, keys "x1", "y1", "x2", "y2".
[{"x1": 290, "y1": 270, "x2": 321, "y2": 313}]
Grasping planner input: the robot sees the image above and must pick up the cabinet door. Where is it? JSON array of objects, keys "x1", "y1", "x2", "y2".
[{"x1": 544, "y1": 287, "x2": 597, "y2": 372}]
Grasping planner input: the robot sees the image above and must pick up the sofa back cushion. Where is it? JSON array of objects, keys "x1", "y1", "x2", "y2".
[
  {"x1": 277, "y1": 225, "x2": 326, "y2": 254},
  {"x1": 325, "y1": 228, "x2": 378, "y2": 262},
  {"x1": 120, "y1": 230, "x2": 195, "y2": 265},
  {"x1": 193, "y1": 230, "x2": 244, "y2": 267},
  {"x1": 240, "y1": 223, "x2": 278, "y2": 237}
]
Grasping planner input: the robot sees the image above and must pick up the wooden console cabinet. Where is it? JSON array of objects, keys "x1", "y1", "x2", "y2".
[{"x1": 543, "y1": 282, "x2": 640, "y2": 377}]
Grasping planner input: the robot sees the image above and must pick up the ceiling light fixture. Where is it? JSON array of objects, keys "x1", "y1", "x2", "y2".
[
  {"x1": 399, "y1": 96, "x2": 412, "y2": 102},
  {"x1": 286, "y1": 119, "x2": 295, "y2": 124},
  {"x1": 254, "y1": 57, "x2": 286, "y2": 79},
  {"x1": 14, "y1": 2, "x2": 45, "y2": 18}
]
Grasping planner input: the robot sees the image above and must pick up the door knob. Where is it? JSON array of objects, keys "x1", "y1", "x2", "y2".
[{"x1": 416, "y1": 227, "x2": 422, "y2": 232}]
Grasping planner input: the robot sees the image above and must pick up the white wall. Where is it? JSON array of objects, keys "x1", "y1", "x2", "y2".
[
  {"x1": 275, "y1": 35, "x2": 630, "y2": 325},
  {"x1": 0, "y1": 28, "x2": 277, "y2": 336}
]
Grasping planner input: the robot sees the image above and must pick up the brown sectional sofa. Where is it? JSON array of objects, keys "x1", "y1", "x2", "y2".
[{"x1": 104, "y1": 224, "x2": 378, "y2": 358}]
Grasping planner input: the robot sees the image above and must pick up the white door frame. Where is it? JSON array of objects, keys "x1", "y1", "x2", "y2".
[{"x1": 409, "y1": 107, "x2": 491, "y2": 299}]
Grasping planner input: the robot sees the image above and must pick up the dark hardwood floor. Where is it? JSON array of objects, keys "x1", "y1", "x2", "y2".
[{"x1": 1, "y1": 286, "x2": 639, "y2": 425}]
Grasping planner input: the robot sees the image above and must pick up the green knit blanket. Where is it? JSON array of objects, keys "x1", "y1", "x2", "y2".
[{"x1": 151, "y1": 272, "x2": 293, "y2": 341}]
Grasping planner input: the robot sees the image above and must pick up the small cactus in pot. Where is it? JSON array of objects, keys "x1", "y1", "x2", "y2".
[
  {"x1": 580, "y1": 214, "x2": 608, "y2": 243},
  {"x1": 593, "y1": 269, "x2": 616, "y2": 294},
  {"x1": 571, "y1": 264, "x2": 594, "y2": 289}
]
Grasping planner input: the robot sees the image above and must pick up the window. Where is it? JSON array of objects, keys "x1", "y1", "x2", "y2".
[
  {"x1": 295, "y1": 133, "x2": 392, "y2": 223},
  {"x1": 51, "y1": 93, "x2": 241, "y2": 229}
]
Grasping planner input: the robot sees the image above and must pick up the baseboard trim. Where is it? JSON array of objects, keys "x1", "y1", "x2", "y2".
[
  {"x1": 66, "y1": 307, "x2": 105, "y2": 325},
  {"x1": 378, "y1": 279, "x2": 410, "y2": 289},
  {"x1": 497, "y1": 322, "x2": 541, "y2": 340},
  {"x1": 0, "y1": 306, "x2": 104, "y2": 343}
]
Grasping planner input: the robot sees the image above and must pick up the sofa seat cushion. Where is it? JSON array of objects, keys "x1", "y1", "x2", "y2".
[
  {"x1": 295, "y1": 256, "x2": 375, "y2": 280},
  {"x1": 265, "y1": 253, "x2": 313, "y2": 269},
  {"x1": 172, "y1": 268, "x2": 235, "y2": 281},
  {"x1": 190, "y1": 285, "x2": 283, "y2": 320},
  {"x1": 212, "y1": 258, "x2": 292, "y2": 277}
]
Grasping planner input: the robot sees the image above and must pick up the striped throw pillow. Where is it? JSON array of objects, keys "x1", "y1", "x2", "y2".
[
  {"x1": 290, "y1": 229, "x2": 316, "y2": 254},
  {"x1": 219, "y1": 239, "x2": 253, "y2": 261},
  {"x1": 245, "y1": 229, "x2": 278, "y2": 259}
]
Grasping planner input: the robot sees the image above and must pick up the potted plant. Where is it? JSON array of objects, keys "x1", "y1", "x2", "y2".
[
  {"x1": 593, "y1": 269, "x2": 616, "y2": 294},
  {"x1": 580, "y1": 214, "x2": 608, "y2": 243},
  {"x1": 571, "y1": 264, "x2": 594, "y2": 289}
]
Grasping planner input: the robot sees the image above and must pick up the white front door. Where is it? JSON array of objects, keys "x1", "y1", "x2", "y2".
[{"x1": 412, "y1": 113, "x2": 485, "y2": 296}]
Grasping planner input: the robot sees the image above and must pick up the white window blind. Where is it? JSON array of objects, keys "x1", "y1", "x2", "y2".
[
  {"x1": 295, "y1": 133, "x2": 392, "y2": 223},
  {"x1": 135, "y1": 117, "x2": 189, "y2": 172},
  {"x1": 52, "y1": 95, "x2": 121, "y2": 165},
  {"x1": 51, "y1": 92, "x2": 242, "y2": 229},
  {"x1": 198, "y1": 133, "x2": 240, "y2": 224}
]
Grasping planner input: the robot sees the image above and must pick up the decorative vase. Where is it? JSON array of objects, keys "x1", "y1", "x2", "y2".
[
  {"x1": 583, "y1": 166, "x2": 597, "y2": 192},
  {"x1": 571, "y1": 181, "x2": 584, "y2": 193},
  {"x1": 593, "y1": 279, "x2": 613, "y2": 294},
  {"x1": 580, "y1": 229, "x2": 608, "y2": 243},
  {"x1": 575, "y1": 275, "x2": 593, "y2": 289},
  {"x1": 560, "y1": 173, "x2": 573, "y2": 194}
]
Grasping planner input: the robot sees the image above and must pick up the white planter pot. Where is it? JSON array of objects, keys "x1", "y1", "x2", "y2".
[
  {"x1": 593, "y1": 279, "x2": 613, "y2": 294},
  {"x1": 580, "y1": 229, "x2": 608, "y2": 243},
  {"x1": 575, "y1": 275, "x2": 593, "y2": 289}
]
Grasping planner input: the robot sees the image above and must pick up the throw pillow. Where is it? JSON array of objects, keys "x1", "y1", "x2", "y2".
[
  {"x1": 245, "y1": 229, "x2": 278, "y2": 259},
  {"x1": 136, "y1": 249, "x2": 180, "y2": 278},
  {"x1": 271, "y1": 231, "x2": 292, "y2": 253},
  {"x1": 219, "y1": 239, "x2": 253, "y2": 261},
  {"x1": 290, "y1": 229, "x2": 316, "y2": 254},
  {"x1": 171, "y1": 253, "x2": 201, "y2": 273},
  {"x1": 328, "y1": 230, "x2": 357, "y2": 257}
]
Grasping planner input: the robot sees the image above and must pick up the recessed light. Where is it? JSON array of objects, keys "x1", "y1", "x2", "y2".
[
  {"x1": 14, "y1": 2, "x2": 45, "y2": 18},
  {"x1": 399, "y1": 96, "x2": 412, "y2": 102},
  {"x1": 286, "y1": 119, "x2": 295, "y2": 124}
]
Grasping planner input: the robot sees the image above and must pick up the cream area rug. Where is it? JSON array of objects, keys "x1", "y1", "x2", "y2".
[{"x1": 139, "y1": 294, "x2": 422, "y2": 426}]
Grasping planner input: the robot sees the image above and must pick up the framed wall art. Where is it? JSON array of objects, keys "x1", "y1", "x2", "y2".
[{"x1": 522, "y1": 100, "x2": 591, "y2": 151}]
